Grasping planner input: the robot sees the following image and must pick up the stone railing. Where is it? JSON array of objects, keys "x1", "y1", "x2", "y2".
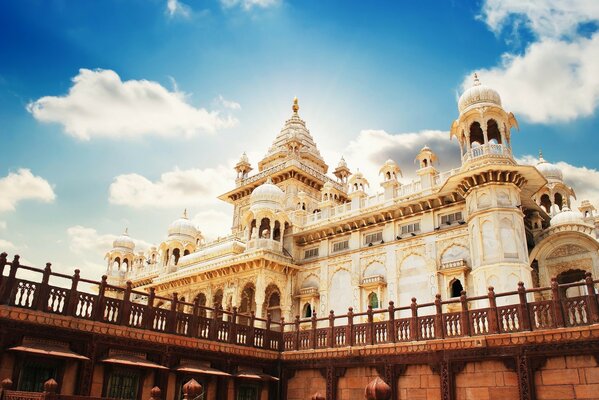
[
  {"x1": 462, "y1": 143, "x2": 512, "y2": 163},
  {"x1": 3, "y1": 252, "x2": 599, "y2": 354}
]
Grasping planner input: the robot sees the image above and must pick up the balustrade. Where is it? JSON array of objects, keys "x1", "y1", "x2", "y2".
[{"x1": 2, "y1": 252, "x2": 599, "y2": 353}]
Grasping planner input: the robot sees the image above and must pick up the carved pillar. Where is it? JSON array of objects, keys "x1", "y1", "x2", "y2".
[
  {"x1": 516, "y1": 355, "x2": 535, "y2": 400},
  {"x1": 78, "y1": 338, "x2": 98, "y2": 395},
  {"x1": 280, "y1": 369, "x2": 295, "y2": 400},
  {"x1": 321, "y1": 367, "x2": 345, "y2": 400},
  {"x1": 439, "y1": 361, "x2": 451, "y2": 400}
]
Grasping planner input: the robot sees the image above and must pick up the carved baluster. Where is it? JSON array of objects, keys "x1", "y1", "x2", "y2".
[
  {"x1": 36, "y1": 263, "x2": 52, "y2": 311},
  {"x1": 551, "y1": 277, "x2": 565, "y2": 327},
  {"x1": 585, "y1": 272, "x2": 599, "y2": 323},
  {"x1": 228, "y1": 306, "x2": 237, "y2": 344},
  {"x1": 434, "y1": 294, "x2": 444, "y2": 339},
  {"x1": 487, "y1": 286, "x2": 500, "y2": 334},
  {"x1": 410, "y1": 298, "x2": 419, "y2": 341},
  {"x1": 328, "y1": 310, "x2": 335, "y2": 348},
  {"x1": 367, "y1": 306, "x2": 374, "y2": 345},
  {"x1": 66, "y1": 269, "x2": 80, "y2": 316},
  {"x1": 94, "y1": 275, "x2": 107, "y2": 321},
  {"x1": 517, "y1": 282, "x2": 531, "y2": 331},
  {"x1": 459, "y1": 291, "x2": 470, "y2": 336},
  {"x1": 294, "y1": 315, "x2": 300, "y2": 350},
  {"x1": 387, "y1": 301, "x2": 396, "y2": 343},
  {"x1": 311, "y1": 312, "x2": 317, "y2": 349},
  {"x1": 347, "y1": 307, "x2": 354, "y2": 346}
]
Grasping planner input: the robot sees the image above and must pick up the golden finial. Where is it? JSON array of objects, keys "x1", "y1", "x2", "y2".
[
  {"x1": 292, "y1": 97, "x2": 299, "y2": 113},
  {"x1": 473, "y1": 73, "x2": 481, "y2": 86}
]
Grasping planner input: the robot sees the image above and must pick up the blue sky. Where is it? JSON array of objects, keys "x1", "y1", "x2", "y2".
[{"x1": 1, "y1": 0, "x2": 599, "y2": 276}]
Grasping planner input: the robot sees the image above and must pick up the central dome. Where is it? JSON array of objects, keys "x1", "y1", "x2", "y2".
[
  {"x1": 168, "y1": 210, "x2": 199, "y2": 238},
  {"x1": 250, "y1": 178, "x2": 285, "y2": 210},
  {"x1": 458, "y1": 74, "x2": 502, "y2": 114},
  {"x1": 550, "y1": 207, "x2": 585, "y2": 226},
  {"x1": 536, "y1": 153, "x2": 563, "y2": 181},
  {"x1": 113, "y1": 229, "x2": 135, "y2": 250}
]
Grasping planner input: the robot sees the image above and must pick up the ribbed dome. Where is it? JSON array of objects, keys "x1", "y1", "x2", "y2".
[
  {"x1": 113, "y1": 229, "x2": 135, "y2": 250},
  {"x1": 168, "y1": 210, "x2": 199, "y2": 238},
  {"x1": 551, "y1": 206, "x2": 585, "y2": 226},
  {"x1": 536, "y1": 153, "x2": 563, "y2": 181},
  {"x1": 458, "y1": 74, "x2": 502, "y2": 114},
  {"x1": 250, "y1": 178, "x2": 285, "y2": 210}
]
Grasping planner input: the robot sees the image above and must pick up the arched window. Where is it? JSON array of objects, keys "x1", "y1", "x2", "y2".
[
  {"x1": 469, "y1": 122, "x2": 484, "y2": 147},
  {"x1": 540, "y1": 194, "x2": 552, "y2": 213},
  {"x1": 554, "y1": 193, "x2": 564, "y2": 211},
  {"x1": 557, "y1": 269, "x2": 588, "y2": 298},
  {"x1": 121, "y1": 259, "x2": 129, "y2": 273},
  {"x1": 487, "y1": 119, "x2": 501, "y2": 144},
  {"x1": 173, "y1": 248, "x2": 181, "y2": 265},
  {"x1": 183, "y1": 249, "x2": 190, "y2": 256},
  {"x1": 450, "y1": 279, "x2": 464, "y2": 298},
  {"x1": 303, "y1": 303, "x2": 312, "y2": 318},
  {"x1": 195, "y1": 293, "x2": 207, "y2": 317},
  {"x1": 368, "y1": 292, "x2": 379, "y2": 309}
]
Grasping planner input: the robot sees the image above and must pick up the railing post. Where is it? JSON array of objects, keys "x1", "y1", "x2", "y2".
[
  {"x1": 328, "y1": 310, "x2": 335, "y2": 348},
  {"x1": 120, "y1": 281, "x2": 133, "y2": 326},
  {"x1": 585, "y1": 272, "x2": 599, "y2": 323},
  {"x1": 66, "y1": 269, "x2": 80, "y2": 316},
  {"x1": 145, "y1": 288, "x2": 155, "y2": 330},
  {"x1": 277, "y1": 316, "x2": 285, "y2": 351},
  {"x1": 188, "y1": 297, "x2": 200, "y2": 337},
  {"x1": 168, "y1": 292, "x2": 178, "y2": 333},
  {"x1": 247, "y1": 310, "x2": 256, "y2": 346},
  {"x1": 93, "y1": 275, "x2": 107, "y2": 321},
  {"x1": 367, "y1": 306, "x2": 374, "y2": 345},
  {"x1": 1, "y1": 378, "x2": 13, "y2": 390},
  {"x1": 311, "y1": 312, "x2": 317, "y2": 349},
  {"x1": 149, "y1": 386, "x2": 161, "y2": 400},
  {"x1": 410, "y1": 298, "x2": 419, "y2": 341},
  {"x1": 387, "y1": 301, "x2": 396, "y2": 343},
  {"x1": 487, "y1": 286, "x2": 500, "y2": 334},
  {"x1": 228, "y1": 306, "x2": 237, "y2": 344},
  {"x1": 1, "y1": 255, "x2": 19, "y2": 305},
  {"x1": 294, "y1": 315, "x2": 300, "y2": 350},
  {"x1": 43, "y1": 378, "x2": 58, "y2": 400},
  {"x1": 347, "y1": 307, "x2": 354, "y2": 346},
  {"x1": 460, "y1": 291, "x2": 471, "y2": 336},
  {"x1": 35, "y1": 263, "x2": 52, "y2": 311},
  {"x1": 434, "y1": 294, "x2": 444, "y2": 339},
  {"x1": 209, "y1": 305, "x2": 220, "y2": 340},
  {"x1": 551, "y1": 278, "x2": 565, "y2": 328},
  {"x1": 517, "y1": 282, "x2": 531, "y2": 331},
  {"x1": 0, "y1": 253, "x2": 7, "y2": 301}
]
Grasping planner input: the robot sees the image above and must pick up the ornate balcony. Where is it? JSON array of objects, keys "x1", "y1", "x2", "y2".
[{"x1": 462, "y1": 143, "x2": 513, "y2": 164}]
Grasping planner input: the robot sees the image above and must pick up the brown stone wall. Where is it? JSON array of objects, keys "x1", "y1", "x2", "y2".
[
  {"x1": 337, "y1": 367, "x2": 380, "y2": 400},
  {"x1": 287, "y1": 369, "x2": 326, "y2": 400},
  {"x1": 455, "y1": 360, "x2": 518, "y2": 400},
  {"x1": 397, "y1": 364, "x2": 440, "y2": 400},
  {"x1": 535, "y1": 355, "x2": 599, "y2": 400},
  {"x1": 90, "y1": 364, "x2": 104, "y2": 397}
]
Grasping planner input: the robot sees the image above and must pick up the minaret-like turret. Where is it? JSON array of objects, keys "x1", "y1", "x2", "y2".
[
  {"x1": 415, "y1": 145, "x2": 438, "y2": 190},
  {"x1": 379, "y1": 159, "x2": 401, "y2": 200}
]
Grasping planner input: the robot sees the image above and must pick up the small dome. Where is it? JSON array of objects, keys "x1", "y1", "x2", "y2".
[
  {"x1": 383, "y1": 159, "x2": 396, "y2": 167},
  {"x1": 536, "y1": 152, "x2": 563, "y2": 181},
  {"x1": 168, "y1": 210, "x2": 199, "y2": 238},
  {"x1": 239, "y1": 152, "x2": 249, "y2": 163},
  {"x1": 550, "y1": 206, "x2": 585, "y2": 226},
  {"x1": 250, "y1": 178, "x2": 285, "y2": 210},
  {"x1": 337, "y1": 156, "x2": 348, "y2": 168},
  {"x1": 113, "y1": 228, "x2": 135, "y2": 251},
  {"x1": 458, "y1": 74, "x2": 502, "y2": 114}
]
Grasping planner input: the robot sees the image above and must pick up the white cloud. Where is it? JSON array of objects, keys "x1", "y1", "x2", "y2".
[
  {"x1": 0, "y1": 221, "x2": 6, "y2": 230},
  {"x1": 166, "y1": 0, "x2": 191, "y2": 18},
  {"x1": 109, "y1": 166, "x2": 235, "y2": 208},
  {"x1": 0, "y1": 169, "x2": 56, "y2": 212},
  {"x1": 67, "y1": 225, "x2": 152, "y2": 256},
  {"x1": 220, "y1": 0, "x2": 278, "y2": 10},
  {"x1": 481, "y1": 0, "x2": 599, "y2": 39},
  {"x1": 519, "y1": 155, "x2": 599, "y2": 207},
  {"x1": 0, "y1": 239, "x2": 16, "y2": 251},
  {"x1": 27, "y1": 69, "x2": 237, "y2": 140},
  {"x1": 216, "y1": 95, "x2": 241, "y2": 110},
  {"x1": 466, "y1": 1, "x2": 599, "y2": 123},
  {"x1": 191, "y1": 209, "x2": 232, "y2": 240},
  {"x1": 333, "y1": 129, "x2": 460, "y2": 192}
]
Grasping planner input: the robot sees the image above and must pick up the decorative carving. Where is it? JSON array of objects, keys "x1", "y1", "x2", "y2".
[{"x1": 547, "y1": 244, "x2": 588, "y2": 259}]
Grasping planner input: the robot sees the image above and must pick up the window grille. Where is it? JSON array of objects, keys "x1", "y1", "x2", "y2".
[
  {"x1": 332, "y1": 240, "x2": 349, "y2": 253},
  {"x1": 363, "y1": 231, "x2": 383, "y2": 245}
]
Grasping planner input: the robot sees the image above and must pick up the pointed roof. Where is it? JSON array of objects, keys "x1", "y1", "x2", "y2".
[{"x1": 258, "y1": 98, "x2": 328, "y2": 173}]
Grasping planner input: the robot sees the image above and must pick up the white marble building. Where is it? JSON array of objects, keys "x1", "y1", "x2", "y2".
[{"x1": 105, "y1": 78, "x2": 599, "y2": 323}]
